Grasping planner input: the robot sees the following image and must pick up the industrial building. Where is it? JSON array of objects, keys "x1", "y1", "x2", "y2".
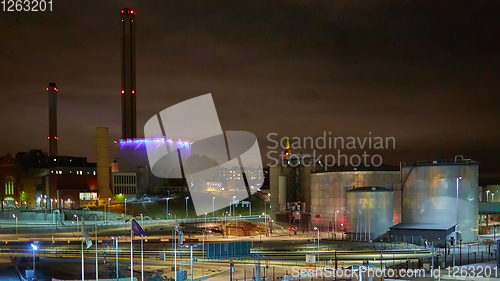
[
  {"x1": 269, "y1": 146, "x2": 482, "y2": 244},
  {"x1": 310, "y1": 165, "x2": 401, "y2": 233},
  {"x1": 0, "y1": 150, "x2": 97, "y2": 209},
  {"x1": 391, "y1": 158, "x2": 479, "y2": 244},
  {"x1": 346, "y1": 186, "x2": 394, "y2": 241}
]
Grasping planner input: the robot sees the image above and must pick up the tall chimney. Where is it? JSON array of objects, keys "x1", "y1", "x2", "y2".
[
  {"x1": 96, "y1": 127, "x2": 113, "y2": 199},
  {"x1": 47, "y1": 82, "x2": 58, "y2": 156},
  {"x1": 120, "y1": 8, "x2": 137, "y2": 139}
]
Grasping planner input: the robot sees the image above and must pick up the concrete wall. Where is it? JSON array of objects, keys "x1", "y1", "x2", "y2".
[
  {"x1": 0, "y1": 210, "x2": 59, "y2": 223},
  {"x1": 62, "y1": 209, "x2": 121, "y2": 222}
]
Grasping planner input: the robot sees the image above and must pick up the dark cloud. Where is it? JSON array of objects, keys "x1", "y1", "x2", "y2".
[{"x1": 0, "y1": 0, "x2": 499, "y2": 177}]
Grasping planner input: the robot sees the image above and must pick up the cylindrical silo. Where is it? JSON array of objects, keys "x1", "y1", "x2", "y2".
[
  {"x1": 401, "y1": 160, "x2": 479, "y2": 243},
  {"x1": 347, "y1": 187, "x2": 393, "y2": 241},
  {"x1": 310, "y1": 168, "x2": 400, "y2": 231}
]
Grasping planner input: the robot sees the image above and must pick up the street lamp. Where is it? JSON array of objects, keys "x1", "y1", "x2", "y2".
[
  {"x1": 334, "y1": 210, "x2": 339, "y2": 237},
  {"x1": 212, "y1": 197, "x2": 215, "y2": 218},
  {"x1": 232, "y1": 196, "x2": 236, "y2": 217},
  {"x1": 108, "y1": 198, "x2": 111, "y2": 224},
  {"x1": 50, "y1": 199, "x2": 53, "y2": 213},
  {"x1": 166, "y1": 197, "x2": 170, "y2": 220},
  {"x1": 487, "y1": 190, "x2": 490, "y2": 202},
  {"x1": 13, "y1": 214, "x2": 17, "y2": 235},
  {"x1": 74, "y1": 214, "x2": 78, "y2": 234},
  {"x1": 140, "y1": 214, "x2": 144, "y2": 281},
  {"x1": 31, "y1": 243, "x2": 38, "y2": 275},
  {"x1": 203, "y1": 213, "x2": 207, "y2": 277},
  {"x1": 314, "y1": 227, "x2": 320, "y2": 264},
  {"x1": 124, "y1": 198, "x2": 127, "y2": 221},
  {"x1": 185, "y1": 197, "x2": 189, "y2": 219}
]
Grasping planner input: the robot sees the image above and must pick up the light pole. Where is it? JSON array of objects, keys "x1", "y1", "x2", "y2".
[
  {"x1": 487, "y1": 190, "x2": 490, "y2": 202},
  {"x1": 185, "y1": 197, "x2": 189, "y2": 219},
  {"x1": 203, "y1": 213, "x2": 207, "y2": 277},
  {"x1": 108, "y1": 198, "x2": 111, "y2": 224},
  {"x1": 232, "y1": 196, "x2": 236, "y2": 217},
  {"x1": 31, "y1": 243, "x2": 38, "y2": 275},
  {"x1": 314, "y1": 227, "x2": 320, "y2": 264},
  {"x1": 455, "y1": 176, "x2": 462, "y2": 267},
  {"x1": 248, "y1": 201, "x2": 252, "y2": 216},
  {"x1": 166, "y1": 198, "x2": 170, "y2": 220},
  {"x1": 334, "y1": 210, "x2": 339, "y2": 237},
  {"x1": 224, "y1": 212, "x2": 227, "y2": 238},
  {"x1": 212, "y1": 197, "x2": 215, "y2": 218},
  {"x1": 13, "y1": 214, "x2": 17, "y2": 235},
  {"x1": 140, "y1": 214, "x2": 144, "y2": 281},
  {"x1": 124, "y1": 198, "x2": 127, "y2": 221},
  {"x1": 74, "y1": 214, "x2": 79, "y2": 234},
  {"x1": 264, "y1": 201, "x2": 268, "y2": 237},
  {"x1": 50, "y1": 199, "x2": 53, "y2": 213}
]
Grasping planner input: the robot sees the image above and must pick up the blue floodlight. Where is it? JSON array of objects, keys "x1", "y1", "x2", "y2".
[{"x1": 31, "y1": 244, "x2": 38, "y2": 251}]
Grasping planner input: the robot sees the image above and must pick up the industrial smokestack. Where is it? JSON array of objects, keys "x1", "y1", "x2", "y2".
[
  {"x1": 96, "y1": 127, "x2": 113, "y2": 199},
  {"x1": 120, "y1": 8, "x2": 137, "y2": 139},
  {"x1": 47, "y1": 82, "x2": 58, "y2": 156}
]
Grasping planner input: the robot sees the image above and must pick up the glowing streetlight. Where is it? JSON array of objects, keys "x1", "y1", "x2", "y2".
[
  {"x1": 166, "y1": 197, "x2": 170, "y2": 220},
  {"x1": 185, "y1": 197, "x2": 189, "y2": 218},
  {"x1": 314, "y1": 227, "x2": 320, "y2": 263},
  {"x1": 13, "y1": 214, "x2": 17, "y2": 235},
  {"x1": 31, "y1": 243, "x2": 38, "y2": 274}
]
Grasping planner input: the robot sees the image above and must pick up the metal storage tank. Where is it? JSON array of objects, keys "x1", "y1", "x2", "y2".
[
  {"x1": 346, "y1": 187, "x2": 394, "y2": 241},
  {"x1": 401, "y1": 159, "x2": 479, "y2": 243},
  {"x1": 310, "y1": 165, "x2": 400, "y2": 231}
]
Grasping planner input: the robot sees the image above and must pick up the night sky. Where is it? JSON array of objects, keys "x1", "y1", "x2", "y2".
[{"x1": 1, "y1": 1, "x2": 499, "y2": 181}]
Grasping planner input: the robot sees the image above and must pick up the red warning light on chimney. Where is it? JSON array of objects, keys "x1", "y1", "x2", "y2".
[
  {"x1": 121, "y1": 90, "x2": 125, "y2": 94},
  {"x1": 132, "y1": 90, "x2": 135, "y2": 94}
]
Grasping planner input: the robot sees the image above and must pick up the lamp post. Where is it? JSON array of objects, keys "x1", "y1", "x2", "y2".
[
  {"x1": 166, "y1": 198, "x2": 170, "y2": 220},
  {"x1": 487, "y1": 190, "x2": 490, "y2": 202},
  {"x1": 108, "y1": 198, "x2": 111, "y2": 224},
  {"x1": 50, "y1": 199, "x2": 53, "y2": 213},
  {"x1": 212, "y1": 197, "x2": 215, "y2": 218},
  {"x1": 314, "y1": 227, "x2": 320, "y2": 264},
  {"x1": 31, "y1": 243, "x2": 38, "y2": 275},
  {"x1": 74, "y1": 214, "x2": 79, "y2": 234},
  {"x1": 334, "y1": 210, "x2": 339, "y2": 237},
  {"x1": 124, "y1": 198, "x2": 127, "y2": 221},
  {"x1": 264, "y1": 201, "x2": 268, "y2": 237},
  {"x1": 203, "y1": 213, "x2": 207, "y2": 277},
  {"x1": 185, "y1": 197, "x2": 189, "y2": 219},
  {"x1": 455, "y1": 176, "x2": 462, "y2": 267},
  {"x1": 140, "y1": 214, "x2": 144, "y2": 281},
  {"x1": 13, "y1": 214, "x2": 17, "y2": 235},
  {"x1": 232, "y1": 196, "x2": 236, "y2": 217}
]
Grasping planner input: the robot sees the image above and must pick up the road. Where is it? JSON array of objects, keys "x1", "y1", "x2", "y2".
[{"x1": 0, "y1": 257, "x2": 22, "y2": 281}]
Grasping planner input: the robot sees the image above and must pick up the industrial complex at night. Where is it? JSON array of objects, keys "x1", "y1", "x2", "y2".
[{"x1": 1, "y1": 2, "x2": 499, "y2": 281}]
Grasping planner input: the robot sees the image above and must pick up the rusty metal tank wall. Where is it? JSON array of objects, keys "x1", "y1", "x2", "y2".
[
  {"x1": 347, "y1": 187, "x2": 393, "y2": 241},
  {"x1": 310, "y1": 171, "x2": 400, "y2": 231},
  {"x1": 401, "y1": 161, "x2": 479, "y2": 243}
]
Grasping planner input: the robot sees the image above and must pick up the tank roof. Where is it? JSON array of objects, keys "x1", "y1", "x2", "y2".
[
  {"x1": 347, "y1": 186, "x2": 393, "y2": 192},
  {"x1": 402, "y1": 159, "x2": 478, "y2": 167},
  {"x1": 312, "y1": 164, "x2": 399, "y2": 173}
]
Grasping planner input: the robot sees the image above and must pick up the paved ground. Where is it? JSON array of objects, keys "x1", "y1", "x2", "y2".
[{"x1": 0, "y1": 257, "x2": 20, "y2": 281}]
